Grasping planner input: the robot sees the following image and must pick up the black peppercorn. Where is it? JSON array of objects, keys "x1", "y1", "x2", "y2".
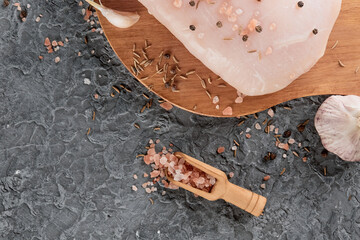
[
  {"x1": 189, "y1": 25, "x2": 196, "y2": 31},
  {"x1": 255, "y1": 25, "x2": 263, "y2": 33},
  {"x1": 283, "y1": 130, "x2": 292, "y2": 138},
  {"x1": 297, "y1": 1, "x2": 304, "y2": 8},
  {"x1": 242, "y1": 35, "x2": 248, "y2": 42}
]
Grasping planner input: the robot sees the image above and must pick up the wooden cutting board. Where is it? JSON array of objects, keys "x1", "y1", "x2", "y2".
[{"x1": 96, "y1": 0, "x2": 360, "y2": 117}]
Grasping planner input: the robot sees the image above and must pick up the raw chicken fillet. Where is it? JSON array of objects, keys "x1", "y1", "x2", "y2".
[{"x1": 138, "y1": 0, "x2": 342, "y2": 96}]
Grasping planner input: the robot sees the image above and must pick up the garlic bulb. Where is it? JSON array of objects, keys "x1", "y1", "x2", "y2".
[
  {"x1": 86, "y1": 0, "x2": 140, "y2": 28},
  {"x1": 315, "y1": 95, "x2": 360, "y2": 162}
]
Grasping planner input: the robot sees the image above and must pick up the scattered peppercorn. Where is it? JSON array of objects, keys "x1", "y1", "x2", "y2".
[
  {"x1": 242, "y1": 35, "x2": 248, "y2": 42},
  {"x1": 321, "y1": 149, "x2": 328, "y2": 158},
  {"x1": 164, "y1": 53, "x2": 171, "y2": 59},
  {"x1": 20, "y1": 9, "x2": 27, "y2": 19},
  {"x1": 255, "y1": 25, "x2": 263, "y2": 33},
  {"x1": 189, "y1": 25, "x2": 196, "y2": 31},
  {"x1": 283, "y1": 130, "x2": 292, "y2": 138},
  {"x1": 297, "y1": 1, "x2": 304, "y2": 8},
  {"x1": 216, "y1": 21, "x2": 223, "y2": 28},
  {"x1": 3, "y1": 0, "x2": 10, "y2": 7},
  {"x1": 313, "y1": 28, "x2": 318, "y2": 35},
  {"x1": 189, "y1": 1, "x2": 195, "y2": 7},
  {"x1": 264, "y1": 152, "x2": 276, "y2": 161}
]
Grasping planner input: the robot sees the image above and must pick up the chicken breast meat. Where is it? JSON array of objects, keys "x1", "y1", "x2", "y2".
[{"x1": 138, "y1": 0, "x2": 342, "y2": 96}]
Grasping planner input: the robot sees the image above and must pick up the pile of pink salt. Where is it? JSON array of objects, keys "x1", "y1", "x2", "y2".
[{"x1": 143, "y1": 140, "x2": 216, "y2": 193}]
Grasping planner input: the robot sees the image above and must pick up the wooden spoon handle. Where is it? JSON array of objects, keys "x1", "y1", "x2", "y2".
[{"x1": 222, "y1": 182, "x2": 267, "y2": 217}]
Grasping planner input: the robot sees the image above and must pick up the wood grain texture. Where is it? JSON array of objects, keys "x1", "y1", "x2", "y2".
[{"x1": 97, "y1": 0, "x2": 360, "y2": 117}]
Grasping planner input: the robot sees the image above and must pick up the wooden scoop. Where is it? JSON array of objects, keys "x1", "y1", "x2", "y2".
[{"x1": 167, "y1": 152, "x2": 267, "y2": 217}]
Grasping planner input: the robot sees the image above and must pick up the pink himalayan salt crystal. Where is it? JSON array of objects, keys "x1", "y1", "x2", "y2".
[
  {"x1": 160, "y1": 102, "x2": 173, "y2": 111},
  {"x1": 173, "y1": 0, "x2": 182, "y2": 8},
  {"x1": 246, "y1": 133, "x2": 252, "y2": 139},
  {"x1": 269, "y1": 125, "x2": 275, "y2": 132},
  {"x1": 288, "y1": 138, "x2": 296, "y2": 144},
  {"x1": 235, "y1": 8, "x2": 243, "y2": 15},
  {"x1": 145, "y1": 187, "x2": 152, "y2": 193},
  {"x1": 168, "y1": 182, "x2": 180, "y2": 190},
  {"x1": 229, "y1": 172, "x2": 234, "y2": 178},
  {"x1": 228, "y1": 13, "x2": 237, "y2": 22},
  {"x1": 269, "y1": 23, "x2": 277, "y2": 31},
  {"x1": 225, "y1": 6, "x2": 233, "y2": 16},
  {"x1": 247, "y1": 18, "x2": 258, "y2": 32},
  {"x1": 278, "y1": 143, "x2": 290, "y2": 151},
  {"x1": 147, "y1": 148, "x2": 156, "y2": 156},
  {"x1": 222, "y1": 106, "x2": 233, "y2": 116},
  {"x1": 142, "y1": 142, "x2": 216, "y2": 193},
  {"x1": 133, "y1": 174, "x2": 138, "y2": 180},
  {"x1": 132, "y1": 185, "x2": 138, "y2": 191},
  {"x1": 268, "y1": 108, "x2": 275, "y2": 118},
  {"x1": 217, "y1": 147, "x2": 225, "y2": 154},
  {"x1": 154, "y1": 154, "x2": 160, "y2": 166},
  {"x1": 232, "y1": 24, "x2": 239, "y2": 31},
  {"x1": 142, "y1": 182, "x2": 149, "y2": 188},
  {"x1": 143, "y1": 155, "x2": 152, "y2": 165},
  {"x1": 160, "y1": 156, "x2": 168, "y2": 165},
  {"x1": 265, "y1": 47, "x2": 273, "y2": 56},
  {"x1": 143, "y1": 173, "x2": 149, "y2": 177},
  {"x1": 255, "y1": 123, "x2": 261, "y2": 130},
  {"x1": 235, "y1": 96, "x2": 243, "y2": 104},
  {"x1": 213, "y1": 96, "x2": 219, "y2": 104},
  {"x1": 275, "y1": 128, "x2": 279, "y2": 134}
]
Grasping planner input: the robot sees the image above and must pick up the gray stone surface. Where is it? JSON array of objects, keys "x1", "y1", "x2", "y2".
[{"x1": 0, "y1": 1, "x2": 359, "y2": 240}]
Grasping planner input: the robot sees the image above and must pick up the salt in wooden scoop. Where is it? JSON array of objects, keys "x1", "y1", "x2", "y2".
[{"x1": 167, "y1": 152, "x2": 267, "y2": 217}]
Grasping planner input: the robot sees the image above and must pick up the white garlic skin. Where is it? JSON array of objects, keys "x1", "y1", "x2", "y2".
[
  {"x1": 315, "y1": 95, "x2": 360, "y2": 162},
  {"x1": 101, "y1": 8, "x2": 140, "y2": 29},
  {"x1": 86, "y1": 0, "x2": 139, "y2": 29}
]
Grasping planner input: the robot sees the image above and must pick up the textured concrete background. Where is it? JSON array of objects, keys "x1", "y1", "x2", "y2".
[{"x1": 0, "y1": 1, "x2": 359, "y2": 239}]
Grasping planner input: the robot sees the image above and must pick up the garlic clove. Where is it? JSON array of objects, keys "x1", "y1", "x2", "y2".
[
  {"x1": 86, "y1": 0, "x2": 140, "y2": 29},
  {"x1": 315, "y1": 95, "x2": 360, "y2": 162}
]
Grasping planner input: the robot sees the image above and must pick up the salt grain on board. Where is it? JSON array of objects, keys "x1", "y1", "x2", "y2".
[
  {"x1": 222, "y1": 106, "x2": 233, "y2": 116},
  {"x1": 255, "y1": 123, "x2": 261, "y2": 130},
  {"x1": 235, "y1": 96, "x2": 243, "y2": 104}
]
